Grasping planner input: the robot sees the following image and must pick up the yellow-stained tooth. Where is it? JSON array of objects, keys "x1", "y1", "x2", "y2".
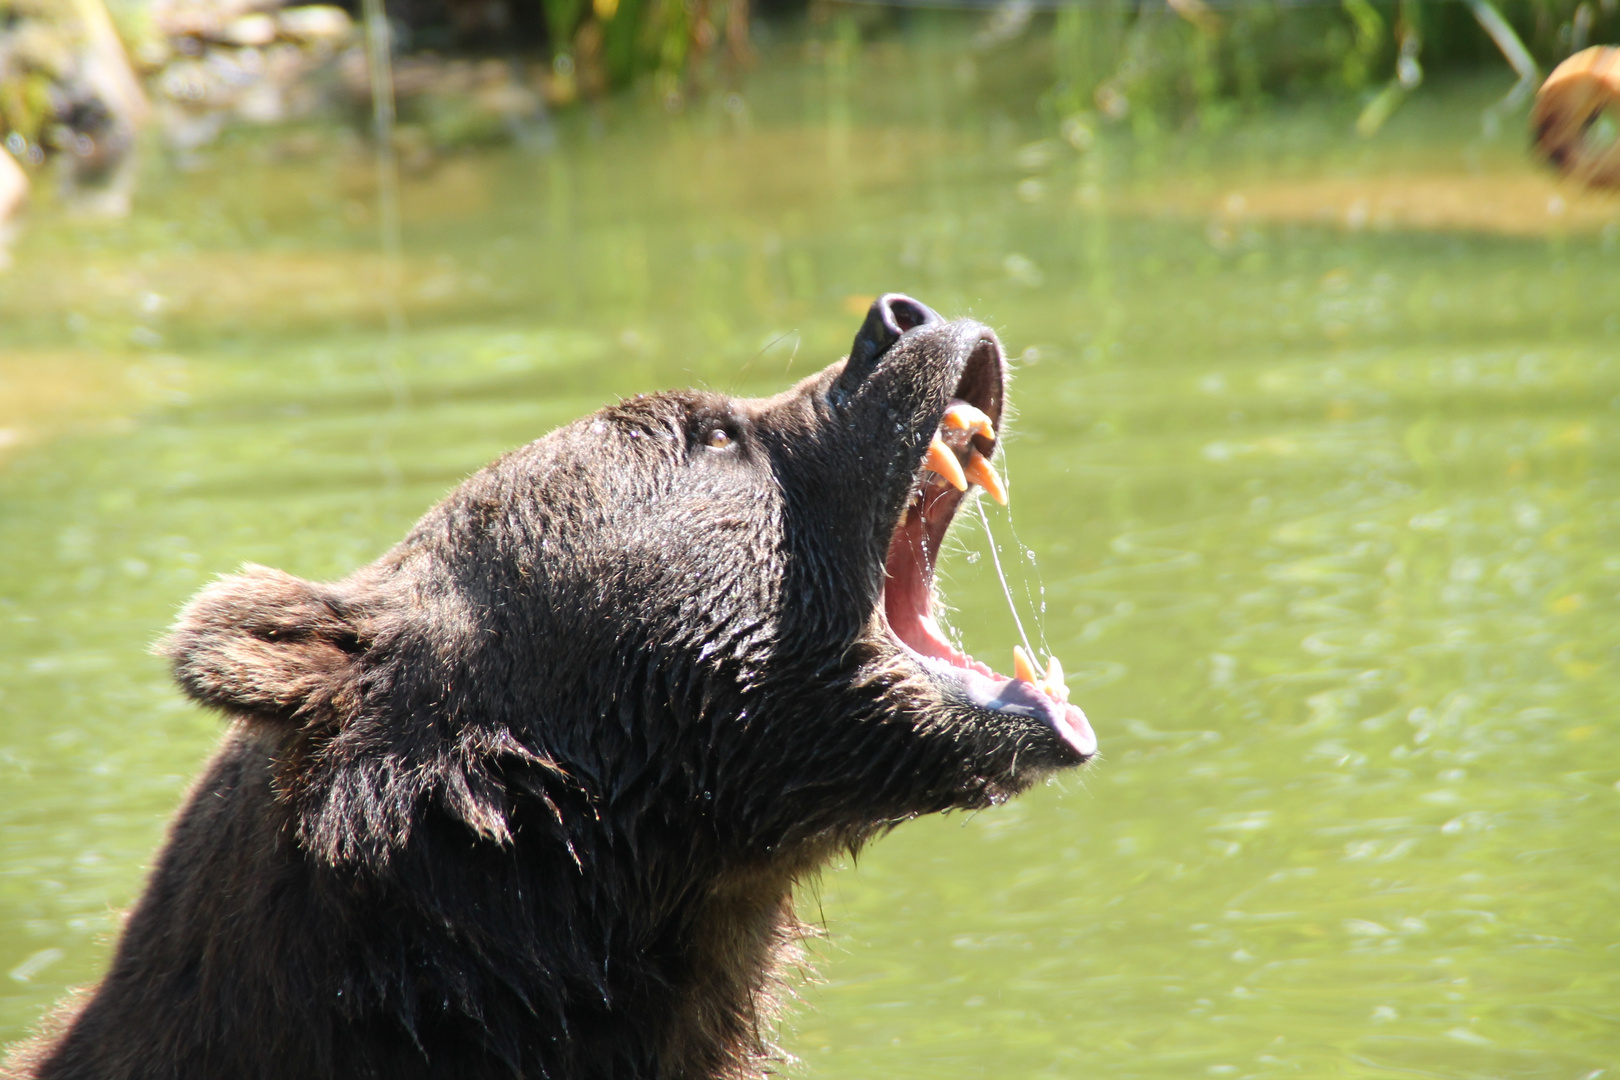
[
  {"x1": 926, "y1": 436, "x2": 969, "y2": 491},
  {"x1": 964, "y1": 449, "x2": 1008, "y2": 506},
  {"x1": 1044, "y1": 655, "x2": 1070, "y2": 702},
  {"x1": 1013, "y1": 645, "x2": 1040, "y2": 684},
  {"x1": 942, "y1": 402, "x2": 996, "y2": 441}
]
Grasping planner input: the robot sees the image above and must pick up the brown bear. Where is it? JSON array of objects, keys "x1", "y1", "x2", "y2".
[{"x1": 4, "y1": 295, "x2": 1095, "y2": 1080}]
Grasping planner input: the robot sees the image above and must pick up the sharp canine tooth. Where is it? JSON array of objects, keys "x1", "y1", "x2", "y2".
[
  {"x1": 926, "y1": 436, "x2": 969, "y2": 491},
  {"x1": 943, "y1": 402, "x2": 996, "y2": 440},
  {"x1": 964, "y1": 449, "x2": 1008, "y2": 506},
  {"x1": 1045, "y1": 656, "x2": 1070, "y2": 702},
  {"x1": 1013, "y1": 645, "x2": 1040, "y2": 684}
]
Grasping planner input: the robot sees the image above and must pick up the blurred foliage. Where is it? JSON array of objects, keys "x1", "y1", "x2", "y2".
[
  {"x1": 457, "y1": 0, "x2": 1618, "y2": 122},
  {"x1": 3, "y1": 0, "x2": 1618, "y2": 162},
  {"x1": 572, "y1": 0, "x2": 753, "y2": 98},
  {"x1": 432, "y1": 0, "x2": 753, "y2": 97},
  {"x1": 552, "y1": 0, "x2": 1620, "y2": 115},
  {"x1": 0, "y1": 0, "x2": 74, "y2": 149},
  {"x1": 1027, "y1": 0, "x2": 1620, "y2": 131}
]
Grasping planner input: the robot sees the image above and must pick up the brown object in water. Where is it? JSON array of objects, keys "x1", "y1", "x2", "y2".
[{"x1": 1532, "y1": 46, "x2": 1620, "y2": 190}]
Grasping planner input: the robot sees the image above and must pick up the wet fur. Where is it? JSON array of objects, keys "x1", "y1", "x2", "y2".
[{"x1": 5, "y1": 306, "x2": 1080, "y2": 1080}]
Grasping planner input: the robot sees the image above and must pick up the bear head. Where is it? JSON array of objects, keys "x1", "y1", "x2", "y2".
[{"x1": 160, "y1": 295, "x2": 1096, "y2": 870}]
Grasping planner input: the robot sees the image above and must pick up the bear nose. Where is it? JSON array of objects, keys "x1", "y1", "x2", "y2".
[{"x1": 848, "y1": 293, "x2": 944, "y2": 373}]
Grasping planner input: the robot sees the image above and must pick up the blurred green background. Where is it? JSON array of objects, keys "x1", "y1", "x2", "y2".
[{"x1": 3, "y1": 3, "x2": 1620, "y2": 1079}]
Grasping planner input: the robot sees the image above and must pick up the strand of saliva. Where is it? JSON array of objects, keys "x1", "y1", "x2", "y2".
[{"x1": 976, "y1": 498, "x2": 1038, "y2": 663}]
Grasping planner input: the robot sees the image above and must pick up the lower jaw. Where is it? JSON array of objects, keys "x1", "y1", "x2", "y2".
[
  {"x1": 922, "y1": 656, "x2": 1095, "y2": 759},
  {"x1": 880, "y1": 512, "x2": 1096, "y2": 761}
]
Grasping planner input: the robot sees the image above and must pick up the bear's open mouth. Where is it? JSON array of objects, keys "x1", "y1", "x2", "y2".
[{"x1": 879, "y1": 335, "x2": 1097, "y2": 761}]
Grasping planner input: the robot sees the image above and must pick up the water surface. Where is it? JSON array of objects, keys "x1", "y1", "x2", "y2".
[{"x1": 2, "y1": 26, "x2": 1618, "y2": 1078}]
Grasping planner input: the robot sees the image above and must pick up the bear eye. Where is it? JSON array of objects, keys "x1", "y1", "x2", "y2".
[{"x1": 705, "y1": 428, "x2": 732, "y2": 449}]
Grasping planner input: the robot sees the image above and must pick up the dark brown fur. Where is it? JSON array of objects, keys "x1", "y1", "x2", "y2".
[{"x1": 5, "y1": 297, "x2": 1086, "y2": 1080}]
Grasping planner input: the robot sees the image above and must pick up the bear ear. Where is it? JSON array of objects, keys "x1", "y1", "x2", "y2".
[{"x1": 160, "y1": 565, "x2": 363, "y2": 727}]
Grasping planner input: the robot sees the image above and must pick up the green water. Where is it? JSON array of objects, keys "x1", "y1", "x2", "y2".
[{"x1": 3, "y1": 25, "x2": 1619, "y2": 1078}]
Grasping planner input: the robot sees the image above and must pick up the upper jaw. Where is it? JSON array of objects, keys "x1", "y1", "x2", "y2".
[{"x1": 854, "y1": 300, "x2": 1097, "y2": 764}]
